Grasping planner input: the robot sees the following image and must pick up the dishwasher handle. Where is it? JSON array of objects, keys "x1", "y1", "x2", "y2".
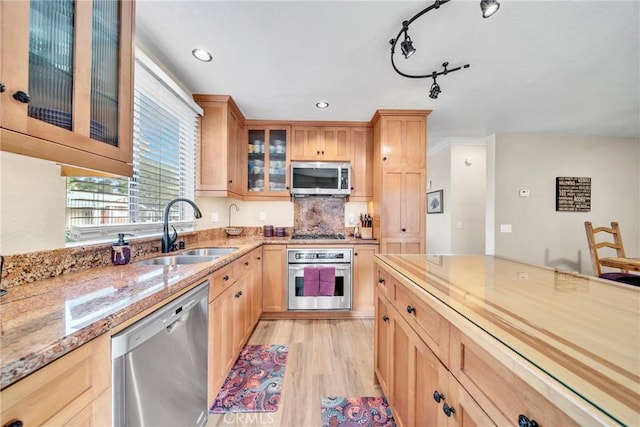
[{"x1": 111, "y1": 281, "x2": 209, "y2": 358}]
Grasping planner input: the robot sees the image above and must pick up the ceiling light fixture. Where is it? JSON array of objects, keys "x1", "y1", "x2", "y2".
[
  {"x1": 389, "y1": 0, "x2": 500, "y2": 99},
  {"x1": 191, "y1": 48, "x2": 213, "y2": 62},
  {"x1": 315, "y1": 101, "x2": 329, "y2": 109}
]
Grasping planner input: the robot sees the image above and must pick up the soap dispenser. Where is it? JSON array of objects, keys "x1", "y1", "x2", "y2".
[{"x1": 112, "y1": 233, "x2": 133, "y2": 265}]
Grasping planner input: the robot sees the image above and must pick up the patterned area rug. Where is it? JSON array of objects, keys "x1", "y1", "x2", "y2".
[
  {"x1": 210, "y1": 344, "x2": 288, "y2": 413},
  {"x1": 321, "y1": 396, "x2": 397, "y2": 427}
]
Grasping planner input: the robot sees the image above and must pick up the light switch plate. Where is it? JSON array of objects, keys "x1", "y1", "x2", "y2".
[{"x1": 500, "y1": 224, "x2": 512, "y2": 233}]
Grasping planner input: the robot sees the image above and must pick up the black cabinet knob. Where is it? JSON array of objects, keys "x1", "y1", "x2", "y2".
[
  {"x1": 321, "y1": 150, "x2": 324, "y2": 155},
  {"x1": 354, "y1": 252, "x2": 358, "y2": 256},
  {"x1": 402, "y1": 228, "x2": 406, "y2": 232},
  {"x1": 317, "y1": 150, "x2": 320, "y2": 155},
  {"x1": 378, "y1": 278, "x2": 385, "y2": 284},
  {"x1": 0, "y1": 82, "x2": 5, "y2": 93},
  {"x1": 12, "y1": 91, "x2": 30, "y2": 103},
  {"x1": 229, "y1": 180, "x2": 233, "y2": 183},
  {"x1": 244, "y1": 261, "x2": 249, "y2": 266},
  {"x1": 257, "y1": 256, "x2": 261, "y2": 260},
  {"x1": 443, "y1": 403, "x2": 455, "y2": 417},
  {"x1": 406, "y1": 305, "x2": 415, "y2": 314},
  {"x1": 286, "y1": 186, "x2": 289, "y2": 190},
  {"x1": 518, "y1": 415, "x2": 539, "y2": 427},
  {"x1": 4, "y1": 420, "x2": 24, "y2": 427},
  {"x1": 433, "y1": 390, "x2": 445, "y2": 403},
  {"x1": 223, "y1": 275, "x2": 229, "y2": 281},
  {"x1": 383, "y1": 156, "x2": 387, "y2": 161},
  {"x1": 382, "y1": 315, "x2": 389, "y2": 322},
  {"x1": 350, "y1": 187, "x2": 354, "y2": 190}
]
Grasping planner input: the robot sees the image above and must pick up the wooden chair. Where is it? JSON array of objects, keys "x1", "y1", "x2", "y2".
[{"x1": 584, "y1": 221, "x2": 627, "y2": 276}]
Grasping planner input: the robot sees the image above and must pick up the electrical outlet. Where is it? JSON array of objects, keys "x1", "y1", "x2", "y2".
[
  {"x1": 259, "y1": 212, "x2": 266, "y2": 221},
  {"x1": 211, "y1": 212, "x2": 219, "y2": 222},
  {"x1": 349, "y1": 213, "x2": 355, "y2": 225},
  {"x1": 500, "y1": 224, "x2": 512, "y2": 233}
]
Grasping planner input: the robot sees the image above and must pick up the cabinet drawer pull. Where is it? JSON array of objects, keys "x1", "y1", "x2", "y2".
[
  {"x1": 4, "y1": 420, "x2": 24, "y2": 427},
  {"x1": 382, "y1": 315, "x2": 389, "y2": 322},
  {"x1": 317, "y1": 150, "x2": 320, "y2": 155},
  {"x1": 378, "y1": 278, "x2": 385, "y2": 284},
  {"x1": 244, "y1": 261, "x2": 249, "y2": 266},
  {"x1": 383, "y1": 156, "x2": 387, "y2": 161},
  {"x1": 354, "y1": 252, "x2": 358, "y2": 256},
  {"x1": 0, "y1": 82, "x2": 5, "y2": 93},
  {"x1": 433, "y1": 390, "x2": 445, "y2": 403},
  {"x1": 223, "y1": 275, "x2": 230, "y2": 281},
  {"x1": 442, "y1": 403, "x2": 455, "y2": 417},
  {"x1": 402, "y1": 228, "x2": 406, "y2": 232},
  {"x1": 12, "y1": 90, "x2": 30, "y2": 103},
  {"x1": 406, "y1": 305, "x2": 415, "y2": 314},
  {"x1": 235, "y1": 291, "x2": 243, "y2": 298},
  {"x1": 257, "y1": 256, "x2": 261, "y2": 260},
  {"x1": 518, "y1": 415, "x2": 539, "y2": 427}
]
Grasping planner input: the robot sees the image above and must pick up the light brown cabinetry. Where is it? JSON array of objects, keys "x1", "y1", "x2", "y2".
[
  {"x1": 352, "y1": 244, "x2": 378, "y2": 315},
  {"x1": 262, "y1": 244, "x2": 287, "y2": 313},
  {"x1": 207, "y1": 247, "x2": 263, "y2": 404},
  {"x1": 375, "y1": 259, "x2": 591, "y2": 427},
  {"x1": 350, "y1": 127, "x2": 373, "y2": 201},
  {"x1": 371, "y1": 110, "x2": 430, "y2": 254},
  {"x1": 291, "y1": 126, "x2": 351, "y2": 161},
  {"x1": 0, "y1": 334, "x2": 111, "y2": 427},
  {"x1": 194, "y1": 94, "x2": 245, "y2": 198},
  {"x1": 0, "y1": 0, "x2": 134, "y2": 176},
  {"x1": 245, "y1": 126, "x2": 290, "y2": 199}
]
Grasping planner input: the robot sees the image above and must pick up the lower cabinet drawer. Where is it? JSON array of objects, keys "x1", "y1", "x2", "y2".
[
  {"x1": 395, "y1": 282, "x2": 450, "y2": 365},
  {"x1": 449, "y1": 327, "x2": 580, "y2": 427},
  {"x1": 0, "y1": 334, "x2": 110, "y2": 427},
  {"x1": 375, "y1": 265, "x2": 395, "y2": 301},
  {"x1": 210, "y1": 263, "x2": 235, "y2": 301}
]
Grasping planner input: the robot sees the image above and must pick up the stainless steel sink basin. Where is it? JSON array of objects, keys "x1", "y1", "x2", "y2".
[
  {"x1": 182, "y1": 247, "x2": 238, "y2": 257},
  {"x1": 135, "y1": 255, "x2": 218, "y2": 266}
]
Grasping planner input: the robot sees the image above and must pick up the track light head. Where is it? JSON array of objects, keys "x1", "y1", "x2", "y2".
[
  {"x1": 480, "y1": 0, "x2": 500, "y2": 18},
  {"x1": 400, "y1": 36, "x2": 416, "y2": 59},
  {"x1": 429, "y1": 78, "x2": 441, "y2": 99}
]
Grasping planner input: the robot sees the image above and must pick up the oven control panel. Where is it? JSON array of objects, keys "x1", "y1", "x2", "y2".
[{"x1": 287, "y1": 249, "x2": 352, "y2": 264}]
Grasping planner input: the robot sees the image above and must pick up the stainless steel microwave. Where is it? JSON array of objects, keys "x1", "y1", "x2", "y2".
[{"x1": 290, "y1": 161, "x2": 351, "y2": 196}]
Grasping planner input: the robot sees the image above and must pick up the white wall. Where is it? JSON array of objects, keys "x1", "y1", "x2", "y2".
[
  {"x1": 493, "y1": 134, "x2": 640, "y2": 274},
  {"x1": 426, "y1": 146, "x2": 451, "y2": 253},
  {"x1": 0, "y1": 152, "x2": 66, "y2": 254}
]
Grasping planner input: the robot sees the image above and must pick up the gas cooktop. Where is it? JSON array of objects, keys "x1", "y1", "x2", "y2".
[{"x1": 290, "y1": 233, "x2": 346, "y2": 240}]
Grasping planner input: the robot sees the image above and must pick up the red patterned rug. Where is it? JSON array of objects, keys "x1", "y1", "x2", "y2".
[
  {"x1": 321, "y1": 396, "x2": 397, "y2": 427},
  {"x1": 210, "y1": 344, "x2": 288, "y2": 413}
]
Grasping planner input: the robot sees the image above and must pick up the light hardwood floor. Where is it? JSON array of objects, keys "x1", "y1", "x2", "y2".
[{"x1": 206, "y1": 319, "x2": 383, "y2": 427}]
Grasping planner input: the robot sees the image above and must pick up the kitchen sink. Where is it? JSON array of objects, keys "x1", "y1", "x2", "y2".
[
  {"x1": 182, "y1": 247, "x2": 238, "y2": 257},
  {"x1": 135, "y1": 255, "x2": 218, "y2": 266}
]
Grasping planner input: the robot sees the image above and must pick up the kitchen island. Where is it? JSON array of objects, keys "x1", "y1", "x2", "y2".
[{"x1": 374, "y1": 254, "x2": 639, "y2": 427}]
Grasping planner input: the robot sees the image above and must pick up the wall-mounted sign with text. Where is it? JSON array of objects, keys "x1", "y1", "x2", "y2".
[{"x1": 555, "y1": 176, "x2": 591, "y2": 212}]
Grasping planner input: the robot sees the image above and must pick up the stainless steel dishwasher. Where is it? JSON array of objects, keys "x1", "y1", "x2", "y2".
[{"x1": 112, "y1": 281, "x2": 209, "y2": 427}]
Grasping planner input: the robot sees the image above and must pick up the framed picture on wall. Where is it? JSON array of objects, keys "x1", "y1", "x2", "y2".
[{"x1": 427, "y1": 190, "x2": 443, "y2": 214}]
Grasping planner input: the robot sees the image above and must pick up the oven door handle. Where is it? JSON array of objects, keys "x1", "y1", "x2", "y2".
[{"x1": 288, "y1": 264, "x2": 351, "y2": 273}]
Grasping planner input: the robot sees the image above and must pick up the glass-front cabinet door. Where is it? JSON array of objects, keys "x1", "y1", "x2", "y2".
[
  {"x1": 246, "y1": 126, "x2": 290, "y2": 199},
  {"x1": 0, "y1": 0, "x2": 134, "y2": 176}
]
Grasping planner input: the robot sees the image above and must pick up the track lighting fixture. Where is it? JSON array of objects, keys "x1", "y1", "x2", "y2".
[{"x1": 389, "y1": 0, "x2": 500, "y2": 99}]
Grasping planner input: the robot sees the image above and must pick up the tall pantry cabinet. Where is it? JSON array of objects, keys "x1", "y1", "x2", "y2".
[{"x1": 371, "y1": 110, "x2": 430, "y2": 254}]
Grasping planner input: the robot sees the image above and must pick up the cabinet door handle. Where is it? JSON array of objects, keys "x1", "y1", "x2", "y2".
[
  {"x1": 229, "y1": 180, "x2": 233, "y2": 183},
  {"x1": 351, "y1": 187, "x2": 354, "y2": 190},
  {"x1": 321, "y1": 150, "x2": 324, "y2": 155},
  {"x1": 378, "y1": 278, "x2": 385, "y2": 284},
  {"x1": 382, "y1": 315, "x2": 389, "y2": 322},
  {"x1": 4, "y1": 420, "x2": 24, "y2": 427},
  {"x1": 383, "y1": 156, "x2": 387, "y2": 161},
  {"x1": 317, "y1": 150, "x2": 320, "y2": 155},
  {"x1": 442, "y1": 403, "x2": 455, "y2": 417},
  {"x1": 402, "y1": 228, "x2": 406, "y2": 232},
  {"x1": 223, "y1": 275, "x2": 230, "y2": 281},
  {"x1": 244, "y1": 261, "x2": 249, "y2": 266},
  {"x1": 518, "y1": 415, "x2": 539, "y2": 427},
  {"x1": 0, "y1": 82, "x2": 5, "y2": 93},
  {"x1": 354, "y1": 252, "x2": 358, "y2": 256},
  {"x1": 257, "y1": 256, "x2": 261, "y2": 260},
  {"x1": 406, "y1": 305, "x2": 415, "y2": 314},
  {"x1": 433, "y1": 390, "x2": 445, "y2": 403},
  {"x1": 12, "y1": 91, "x2": 30, "y2": 103}
]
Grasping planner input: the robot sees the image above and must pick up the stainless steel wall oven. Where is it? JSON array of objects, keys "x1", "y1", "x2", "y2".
[{"x1": 287, "y1": 248, "x2": 352, "y2": 310}]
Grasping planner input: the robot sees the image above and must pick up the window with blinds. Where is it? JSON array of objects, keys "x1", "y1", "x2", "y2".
[{"x1": 66, "y1": 53, "x2": 200, "y2": 243}]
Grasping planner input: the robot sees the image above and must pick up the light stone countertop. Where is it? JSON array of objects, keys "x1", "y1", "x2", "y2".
[{"x1": 0, "y1": 236, "x2": 377, "y2": 390}]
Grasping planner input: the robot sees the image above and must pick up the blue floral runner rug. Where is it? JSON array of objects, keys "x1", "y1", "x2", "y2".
[
  {"x1": 321, "y1": 396, "x2": 397, "y2": 427},
  {"x1": 210, "y1": 344, "x2": 288, "y2": 413}
]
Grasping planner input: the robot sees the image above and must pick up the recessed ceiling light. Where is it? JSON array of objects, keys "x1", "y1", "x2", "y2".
[
  {"x1": 316, "y1": 101, "x2": 329, "y2": 109},
  {"x1": 192, "y1": 48, "x2": 213, "y2": 62}
]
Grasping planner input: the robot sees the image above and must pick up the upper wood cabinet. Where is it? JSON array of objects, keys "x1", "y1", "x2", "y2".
[
  {"x1": 372, "y1": 111, "x2": 427, "y2": 169},
  {"x1": 291, "y1": 126, "x2": 351, "y2": 161},
  {"x1": 193, "y1": 95, "x2": 245, "y2": 198},
  {"x1": 245, "y1": 125, "x2": 290, "y2": 200},
  {"x1": 350, "y1": 127, "x2": 373, "y2": 201},
  {"x1": 0, "y1": 0, "x2": 134, "y2": 176}
]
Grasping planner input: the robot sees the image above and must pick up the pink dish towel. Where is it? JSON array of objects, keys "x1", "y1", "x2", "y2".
[
  {"x1": 303, "y1": 266, "x2": 320, "y2": 296},
  {"x1": 318, "y1": 266, "x2": 336, "y2": 296}
]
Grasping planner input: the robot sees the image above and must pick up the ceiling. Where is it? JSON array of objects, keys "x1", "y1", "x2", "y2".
[{"x1": 135, "y1": 1, "x2": 640, "y2": 140}]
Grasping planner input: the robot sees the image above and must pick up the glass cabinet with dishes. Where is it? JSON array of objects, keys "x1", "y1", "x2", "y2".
[
  {"x1": 0, "y1": 0, "x2": 134, "y2": 176},
  {"x1": 246, "y1": 126, "x2": 290, "y2": 199}
]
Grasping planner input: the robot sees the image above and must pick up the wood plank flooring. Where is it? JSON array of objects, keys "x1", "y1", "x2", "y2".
[{"x1": 206, "y1": 319, "x2": 383, "y2": 427}]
